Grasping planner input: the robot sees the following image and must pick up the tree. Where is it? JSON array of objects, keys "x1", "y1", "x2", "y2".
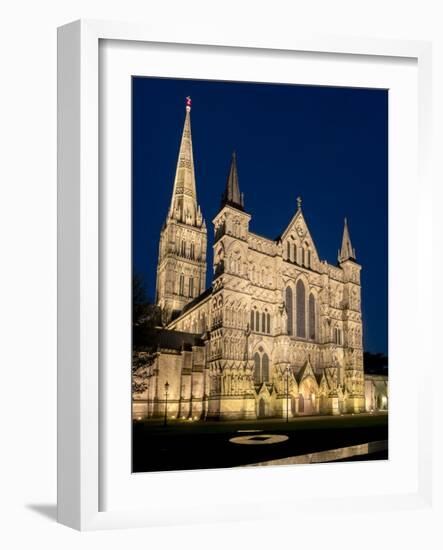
[
  {"x1": 132, "y1": 272, "x2": 163, "y2": 398},
  {"x1": 132, "y1": 272, "x2": 162, "y2": 326},
  {"x1": 133, "y1": 272, "x2": 148, "y2": 325},
  {"x1": 132, "y1": 351, "x2": 156, "y2": 395},
  {"x1": 363, "y1": 352, "x2": 388, "y2": 375}
]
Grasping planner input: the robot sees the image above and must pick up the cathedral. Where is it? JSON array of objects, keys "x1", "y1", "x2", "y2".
[{"x1": 133, "y1": 98, "x2": 388, "y2": 421}]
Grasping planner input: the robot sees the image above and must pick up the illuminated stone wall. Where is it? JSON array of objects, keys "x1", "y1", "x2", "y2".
[{"x1": 135, "y1": 103, "x2": 387, "y2": 421}]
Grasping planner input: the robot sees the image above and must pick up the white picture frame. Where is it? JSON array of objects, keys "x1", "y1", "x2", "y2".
[{"x1": 57, "y1": 19, "x2": 433, "y2": 531}]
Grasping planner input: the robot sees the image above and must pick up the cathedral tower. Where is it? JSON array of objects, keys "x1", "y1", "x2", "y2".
[
  {"x1": 156, "y1": 98, "x2": 207, "y2": 322},
  {"x1": 208, "y1": 152, "x2": 256, "y2": 419},
  {"x1": 338, "y1": 218, "x2": 365, "y2": 412}
]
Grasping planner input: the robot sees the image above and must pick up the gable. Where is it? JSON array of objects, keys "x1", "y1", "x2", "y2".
[
  {"x1": 297, "y1": 359, "x2": 317, "y2": 385},
  {"x1": 280, "y1": 210, "x2": 320, "y2": 264},
  {"x1": 258, "y1": 382, "x2": 271, "y2": 397}
]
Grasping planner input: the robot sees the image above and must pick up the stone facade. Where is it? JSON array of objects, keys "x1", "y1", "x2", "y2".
[{"x1": 133, "y1": 100, "x2": 388, "y2": 421}]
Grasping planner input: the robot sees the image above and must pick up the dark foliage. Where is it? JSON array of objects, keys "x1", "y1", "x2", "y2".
[
  {"x1": 363, "y1": 352, "x2": 388, "y2": 375},
  {"x1": 132, "y1": 351, "x2": 155, "y2": 394},
  {"x1": 132, "y1": 272, "x2": 163, "y2": 394},
  {"x1": 133, "y1": 273, "x2": 162, "y2": 327}
]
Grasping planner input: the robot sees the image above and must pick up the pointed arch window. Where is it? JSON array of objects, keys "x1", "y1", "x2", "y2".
[
  {"x1": 189, "y1": 277, "x2": 194, "y2": 298},
  {"x1": 287, "y1": 241, "x2": 291, "y2": 261},
  {"x1": 285, "y1": 287, "x2": 293, "y2": 335},
  {"x1": 296, "y1": 280, "x2": 306, "y2": 338},
  {"x1": 262, "y1": 353, "x2": 269, "y2": 382},
  {"x1": 250, "y1": 309, "x2": 255, "y2": 331},
  {"x1": 309, "y1": 293, "x2": 316, "y2": 340},
  {"x1": 179, "y1": 274, "x2": 185, "y2": 296},
  {"x1": 293, "y1": 243, "x2": 297, "y2": 264},
  {"x1": 190, "y1": 242, "x2": 195, "y2": 260},
  {"x1": 266, "y1": 313, "x2": 271, "y2": 334},
  {"x1": 255, "y1": 310, "x2": 260, "y2": 331},
  {"x1": 181, "y1": 240, "x2": 186, "y2": 257},
  {"x1": 262, "y1": 312, "x2": 266, "y2": 333},
  {"x1": 303, "y1": 246, "x2": 311, "y2": 268},
  {"x1": 253, "y1": 351, "x2": 270, "y2": 383},
  {"x1": 254, "y1": 352, "x2": 261, "y2": 383}
]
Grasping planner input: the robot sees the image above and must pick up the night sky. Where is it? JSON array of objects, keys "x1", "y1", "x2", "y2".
[{"x1": 132, "y1": 77, "x2": 388, "y2": 355}]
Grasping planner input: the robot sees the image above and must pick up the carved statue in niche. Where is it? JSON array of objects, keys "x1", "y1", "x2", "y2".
[{"x1": 278, "y1": 301, "x2": 288, "y2": 335}]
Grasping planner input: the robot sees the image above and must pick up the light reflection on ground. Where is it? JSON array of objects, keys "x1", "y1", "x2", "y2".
[
  {"x1": 244, "y1": 440, "x2": 388, "y2": 465},
  {"x1": 230, "y1": 434, "x2": 289, "y2": 445}
]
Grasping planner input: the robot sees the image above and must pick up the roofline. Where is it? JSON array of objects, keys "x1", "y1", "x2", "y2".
[
  {"x1": 248, "y1": 231, "x2": 278, "y2": 245},
  {"x1": 167, "y1": 288, "x2": 212, "y2": 327},
  {"x1": 212, "y1": 203, "x2": 252, "y2": 223}
]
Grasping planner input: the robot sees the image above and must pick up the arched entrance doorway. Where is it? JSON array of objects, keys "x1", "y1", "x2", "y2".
[
  {"x1": 298, "y1": 377, "x2": 318, "y2": 415},
  {"x1": 298, "y1": 394, "x2": 304, "y2": 413}
]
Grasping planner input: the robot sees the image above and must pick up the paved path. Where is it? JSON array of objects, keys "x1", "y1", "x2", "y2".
[{"x1": 132, "y1": 412, "x2": 388, "y2": 472}]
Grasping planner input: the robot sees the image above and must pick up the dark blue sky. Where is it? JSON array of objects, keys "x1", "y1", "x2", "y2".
[{"x1": 132, "y1": 77, "x2": 388, "y2": 355}]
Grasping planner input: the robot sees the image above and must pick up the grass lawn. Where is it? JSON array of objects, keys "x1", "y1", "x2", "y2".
[{"x1": 132, "y1": 412, "x2": 388, "y2": 472}]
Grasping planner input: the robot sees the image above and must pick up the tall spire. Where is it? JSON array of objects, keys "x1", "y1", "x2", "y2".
[
  {"x1": 338, "y1": 217, "x2": 356, "y2": 263},
  {"x1": 156, "y1": 97, "x2": 207, "y2": 319},
  {"x1": 169, "y1": 97, "x2": 202, "y2": 227},
  {"x1": 221, "y1": 151, "x2": 244, "y2": 211}
]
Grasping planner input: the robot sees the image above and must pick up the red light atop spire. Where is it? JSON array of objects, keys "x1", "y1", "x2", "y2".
[{"x1": 185, "y1": 96, "x2": 192, "y2": 111}]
